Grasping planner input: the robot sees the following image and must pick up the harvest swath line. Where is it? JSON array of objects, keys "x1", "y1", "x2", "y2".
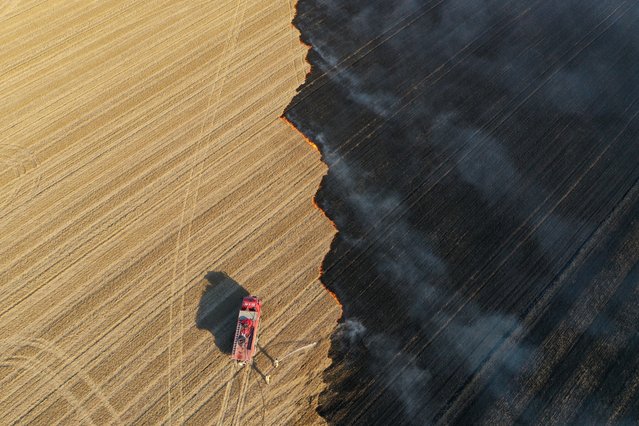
[
  {"x1": 1, "y1": 31, "x2": 292, "y2": 218},
  {"x1": 0, "y1": 223, "x2": 328, "y2": 426},
  {"x1": 354, "y1": 116, "x2": 639, "y2": 424},
  {"x1": 480, "y1": 183, "x2": 639, "y2": 422},
  {"x1": 0, "y1": 0, "x2": 284, "y2": 183},
  {"x1": 2, "y1": 2, "x2": 225, "y2": 137},
  {"x1": 1, "y1": 0, "x2": 338, "y2": 422},
  {"x1": 286, "y1": 0, "x2": 453, "y2": 111},
  {"x1": 0, "y1": 338, "x2": 112, "y2": 413},
  {"x1": 1, "y1": 0, "x2": 280, "y2": 139},
  {"x1": 0, "y1": 1, "x2": 113, "y2": 58},
  {"x1": 0, "y1": 36, "x2": 296, "y2": 245},
  {"x1": 0, "y1": 0, "x2": 53, "y2": 23},
  {"x1": 0, "y1": 4, "x2": 246, "y2": 220},
  {"x1": 0, "y1": 63, "x2": 308, "y2": 314},
  {"x1": 0, "y1": 115, "x2": 310, "y2": 348},
  {"x1": 0, "y1": 136, "x2": 322, "y2": 420},
  {"x1": 0, "y1": 163, "x2": 318, "y2": 420},
  {"x1": 0, "y1": 97, "x2": 310, "y2": 422},
  {"x1": 0, "y1": 0, "x2": 160, "y2": 86},
  {"x1": 542, "y1": 272, "x2": 639, "y2": 423},
  {"x1": 0, "y1": 0, "x2": 21, "y2": 21},
  {"x1": 290, "y1": 0, "x2": 622, "y2": 184},
  {"x1": 289, "y1": 0, "x2": 547, "y2": 336},
  {"x1": 609, "y1": 363, "x2": 639, "y2": 423}
]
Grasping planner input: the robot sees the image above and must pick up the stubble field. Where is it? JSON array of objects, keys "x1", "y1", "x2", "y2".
[{"x1": 0, "y1": 1, "x2": 339, "y2": 424}]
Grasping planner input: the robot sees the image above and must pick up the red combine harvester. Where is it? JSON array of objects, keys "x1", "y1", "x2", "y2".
[{"x1": 231, "y1": 296, "x2": 262, "y2": 366}]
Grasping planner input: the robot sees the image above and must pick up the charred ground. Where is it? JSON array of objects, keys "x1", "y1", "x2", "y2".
[{"x1": 286, "y1": 1, "x2": 639, "y2": 424}]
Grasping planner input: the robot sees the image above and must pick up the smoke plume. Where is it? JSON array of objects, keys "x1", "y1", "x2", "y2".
[{"x1": 288, "y1": 0, "x2": 639, "y2": 423}]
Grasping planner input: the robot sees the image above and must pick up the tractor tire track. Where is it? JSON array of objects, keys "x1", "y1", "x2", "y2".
[
  {"x1": 167, "y1": 1, "x2": 250, "y2": 420},
  {"x1": 231, "y1": 367, "x2": 251, "y2": 426},
  {"x1": 216, "y1": 365, "x2": 236, "y2": 426}
]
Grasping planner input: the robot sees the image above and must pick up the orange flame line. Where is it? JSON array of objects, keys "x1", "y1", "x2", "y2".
[
  {"x1": 280, "y1": 115, "x2": 319, "y2": 153},
  {"x1": 280, "y1": 116, "x2": 343, "y2": 315},
  {"x1": 282, "y1": 4, "x2": 343, "y2": 316}
]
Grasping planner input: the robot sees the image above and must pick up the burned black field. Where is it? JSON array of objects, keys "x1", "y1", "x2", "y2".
[{"x1": 285, "y1": 1, "x2": 639, "y2": 425}]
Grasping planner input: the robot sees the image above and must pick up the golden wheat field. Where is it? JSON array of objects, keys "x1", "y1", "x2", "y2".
[{"x1": 0, "y1": 1, "x2": 340, "y2": 424}]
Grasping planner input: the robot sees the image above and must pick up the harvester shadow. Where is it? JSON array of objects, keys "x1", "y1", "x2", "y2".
[{"x1": 195, "y1": 271, "x2": 249, "y2": 355}]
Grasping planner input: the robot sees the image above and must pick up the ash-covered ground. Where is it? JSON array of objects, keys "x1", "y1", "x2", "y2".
[{"x1": 286, "y1": 1, "x2": 639, "y2": 424}]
